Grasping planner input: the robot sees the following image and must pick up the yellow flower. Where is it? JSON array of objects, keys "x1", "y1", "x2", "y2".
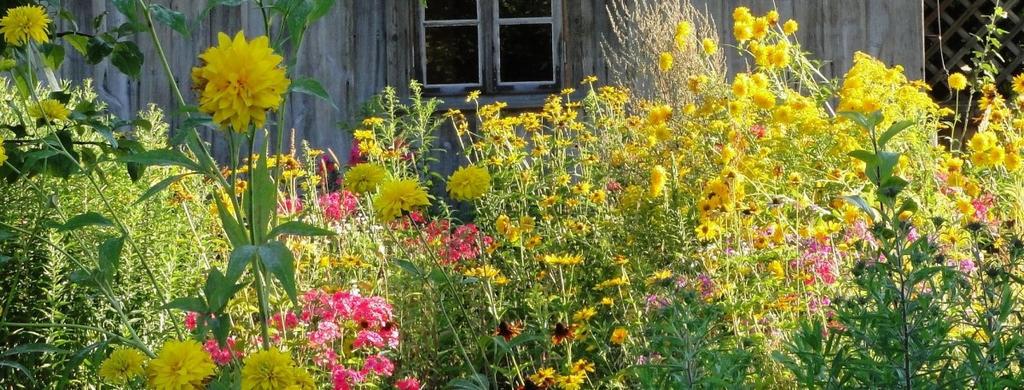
[
  {"x1": 465, "y1": 90, "x2": 481, "y2": 102},
  {"x1": 674, "y1": 21, "x2": 692, "y2": 47},
  {"x1": 558, "y1": 372, "x2": 587, "y2": 390},
  {"x1": 193, "y1": 32, "x2": 290, "y2": 132},
  {"x1": 543, "y1": 253, "x2": 583, "y2": 266},
  {"x1": 343, "y1": 163, "x2": 386, "y2": 194},
  {"x1": 447, "y1": 164, "x2": 491, "y2": 201},
  {"x1": 701, "y1": 38, "x2": 717, "y2": 55},
  {"x1": 372, "y1": 178, "x2": 429, "y2": 220},
  {"x1": 695, "y1": 221, "x2": 720, "y2": 241},
  {"x1": 610, "y1": 327, "x2": 628, "y2": 345},
  {"x1": 572, "y1": 307, "x2": 597, "y2": 322},
  {"x1": 782, "y1": 19, "x2": 799, "y2": 35},
  {"x1": 27, "y1": 99, "x2": 69, "y2": 122},
  {"x1": 948, "y1": 72, "x2": 968, "y2": 91},
  {"x1": 1, "y1": 5, "x2": 49, "y2": 46},
  {"x1": 649, "y1": 165, "x2": 667, "y2": 197},
  {"x1": 530, "y1": 367, "x2": 557, "y2": 387},
  {"x1": 1013, "y1": 74, "x2": 1024, "y2": 95},
  {"x1": 147, "y1": 340, "x2": 215, "y2": 390},
  {"x1": 768, "y1": 260, "x2": 784, "y2": 280},
  {"x1": 658, "y1": 52, "x2": 674, "y2": 72},
  {"x1": 241, "y1": 349, "x2": 296, "y2": 390},
  {"x1": 99, "y1": 348, "x2": 147, "y2": 384}
]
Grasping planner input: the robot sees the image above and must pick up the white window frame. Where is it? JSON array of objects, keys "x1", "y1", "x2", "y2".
[
  {"x1": 418, "y1": 0, "x2": 484, "y2": 95},
  {"x1": 418, "y1": 0, "x2": 561, "y2": 96},
  {"x1": 493, "y1": 1, "x2": 561, "y2": 93}
]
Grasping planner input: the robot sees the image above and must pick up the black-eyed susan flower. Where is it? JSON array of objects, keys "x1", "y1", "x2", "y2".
[
  {"x1": 1, "y1": 5, "x2": 49, "y2": 46},
  {"x1": 193, "y1": 31, "x2": 290, "y2": 132}
]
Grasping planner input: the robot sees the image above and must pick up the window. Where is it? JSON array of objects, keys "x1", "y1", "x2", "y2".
[{"x1": 418, "y1": 0, "x2": 561, "y2": 96}]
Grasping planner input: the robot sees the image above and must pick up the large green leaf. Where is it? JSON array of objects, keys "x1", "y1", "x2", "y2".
[
  {"x1": 226, "y1": 245, "x2": 258, "y2": 283},
  {"x1": 57, "y1": 212, "x2": 113, "y2": 231},
  {"x1": 258, "y1": 241, "x2": 297, "y2": 303},
  {"x1": 119, "y1": 149, "x2": 200, "y2": 171},
  {"x1": 97, "y1": 236, "x2": 125, "y2": 281},
  {"x1": 268, "y1": 221, "x2": 336, "y2": 238},
  {"x1": 148, "y1": 4, "x2": 190, "y2": 38},
  {"x1": 289, "y1": 77, "x2": 337, "y2": 109},
  {"x1": 111, "y1": 41, "x2": 144, "y2": 78}
]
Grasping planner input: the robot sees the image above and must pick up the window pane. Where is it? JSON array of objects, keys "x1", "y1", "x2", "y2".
[
  {"x1": 499, "y1": 0, "x2": 551, "y2": 18},
  {"x1": 425, "y1": 26, "x2": 479, "y2": 85},
  {"x1": 424, "y1": 0, "x2": 477, "y2": 20},
  {"x1": 499, "y1": 24, "x2": 553, "y2": 83}
]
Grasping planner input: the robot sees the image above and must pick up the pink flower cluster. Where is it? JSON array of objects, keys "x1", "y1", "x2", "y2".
[
  {"x1": 421, "y1": 220, "x2": 493, "y2": 264},
  {"x1": 204, "y1": 338, "x2": 242, "y2": 365},
  {"x1": 299, "y1": 289, "x2": 403, "y2": 390},
  {"x1": 795, "y1": 239, "x2": 840, "y2": 285},
  {"x1": 320, "y1": 191, "x2": 359, "y2": 222}
]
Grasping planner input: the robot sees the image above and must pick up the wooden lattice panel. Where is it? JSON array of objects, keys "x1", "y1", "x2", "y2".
[{"x1": 924, "y1": 0, "x2": 1024, "y2": 100}]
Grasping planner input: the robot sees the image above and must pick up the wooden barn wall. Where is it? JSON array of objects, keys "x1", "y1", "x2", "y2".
[{"x1": 57, "y1": 0, "x2": 922, "y2": 166}]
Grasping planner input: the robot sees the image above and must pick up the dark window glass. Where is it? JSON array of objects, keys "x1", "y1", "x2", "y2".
[
  {"x1": 499, "y1": 0, "x2": 551, "y2": 18},
  {"x1": 424, "y1": 0, "x2": 477, "y2": 20},
  {"x1": 499, "y1": 24, "x2": 553, "y2": 82},
  {"x1": 425, "y1": 26, "x2": 479, "y2": 85}
]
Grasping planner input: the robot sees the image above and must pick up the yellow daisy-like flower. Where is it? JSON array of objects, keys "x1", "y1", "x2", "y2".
[
  {"x1": 1012, "y1": 73, "x2": 1024, "y2": 95},
  {"x1": 649, "y1": 165, "x2": 667, "y2": 197},
  {"x1": 193, "y1": 31, "x2": 290, "y2": 132},
  {"x1": 343, "y1": 163, "x2": 387, "y2": 194},
  {"x1": 658, "y1": 52, "x2": 674, "y2": 73},
  {"x1": 147, "y1": 340, "x2": 215, "y2": 390},
  {"x1": 782, "y1": 19, "x2": 799, "y2": 35},
  {"x1": 373, "y1": 178, "x2": 430, "y2": 220},
  {"x1": 1, "y1": 5, "x2": 50, "y2": 46},
  {"x1": 27, "y1": 99, "x2": 70, "y2": 122},
  {"x1": 447, "y1": 164, "x2": 491, "y2": 201},
  {"x1": 610, "y1": 327, "x2": 628, "y2": 345},
  {"x1": 701, "y1": 38, "x2": 717, "y2": 55},
  {"x1": 98, "y1": 348, "x2": 147, "y2": 385},
  {"x1": 543, "y1": 253, "x2": 583, "y2": 266},
  {"x1": 241, "y1": 349, "x2": 296, "y2": 390},
  {"x1": 947, "y1": 72, "x2": 968, "y2": 91}
]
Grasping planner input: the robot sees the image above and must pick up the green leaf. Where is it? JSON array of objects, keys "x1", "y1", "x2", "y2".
[
  {"x1": 148, "y1": 4, "x2": 190, "y2": 38},
  {"x1": 843, "y1": 195, "x2": 877, "y2": 221},
  {"x1": 268, "y1": 221, "x2": 336, "y2": 238},
  {"x1": 0, "y1": 360, "x2": 35, "y2": 385},
  {"x1": 111, "y1": 41, "x2": 144, "y2": 78},
  {"x1": 847, "y1": 149, "x2": 877, "y2": 164},
  {"x1": 135, "y1": 173, "x2": 192, "y2": 204},
  {"x1": 97, "y1": 236, "x2": 125, "y2": 281},
  {"x1": 85, "y1": 38, "x2": 113, "y2": 65},
  {"x1": 877, "y1": 120, "x2": 915, "y2": 149},
  {"x1": 289, "y1": 77, "x2": 337, "y2": 110},
  {"x1": 214, "y1": 195, "x2": 248, "y2": 247},
  {"x1": 1, "y1": 343, "x2": 69, "y2": 357},
  {"x1": 161, "y1": 296, "x2": 207, "y2": 312},
  {"x1": 57, "y1": 212, "x2": 113, "y2": 231},
  {"x1": 119, "y1": 149, "x2": 200, "y2": 171},
  {"x1": 877, "y1": 176, "x2": 909, "y2": 201},
  {"x1": 226, "y1": 245, "x2": 258, "y2": 283},
  {"x1": 838, "y1": 111, "x2": 870, "y2": 130},
  {"x1": 64, "y1": 35, "x2": 89, "y2": 55},
  {"x1": 203, "y1": 269, "x2": 242, "y2": 312},
  {"x1": 38, "y1": 43, "x2": 65, "y2": 70},
  {"x1": 258, "y1": 241, "x2": 297, "y2": 303},
  {"x1": 247, "y1": 145, "x2": 276, "y2": 243},
  {"x1": 394, "y1": 259, "x2": 423, "y2": 278}
]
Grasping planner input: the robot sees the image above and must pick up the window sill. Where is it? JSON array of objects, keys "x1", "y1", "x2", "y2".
[{"x1": 431, "y1": 93, "x2": 555, "y2": 111}]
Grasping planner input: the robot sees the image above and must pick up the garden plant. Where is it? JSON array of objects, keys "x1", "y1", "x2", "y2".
[{"x1": 3, "y1": 1, "x2": 1024, "y2": 389}]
